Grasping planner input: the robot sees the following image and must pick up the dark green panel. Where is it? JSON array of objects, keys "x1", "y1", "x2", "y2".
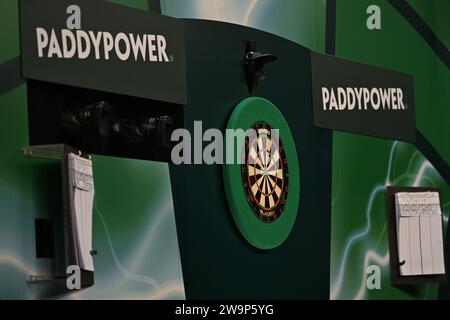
[
  {"x1": 108, "y1": 0, "x2": 148, "y2": 10},
  {"x1": 408, "y1": 0, "x2": 450, "y2": 48},
  {"x1": 169, "y1": 19, "x2": 332, "y2": 299},
  {"x1": 0, "y1": 0, "x2": 20, "y2": 64}
]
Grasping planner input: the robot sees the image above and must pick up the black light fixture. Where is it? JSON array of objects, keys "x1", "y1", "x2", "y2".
[
  {"x1": 61, "y1": 101, "x2": 114, "y2": 140},
  {"x1": 140, "y1": 115, "x2": 174, "y2": 148},
  {"x1": 61, "y1": 101, "x2": 173, "y2": 149},
  {"x1": 112, "y1": 115, "x2": 174, "y2": 147},
  {"x1": 244, "y1": 47, "x2": 278, "y2": 93},
  {"x1": 111, "y1": 118, "x2": 144, "y2": 144}
]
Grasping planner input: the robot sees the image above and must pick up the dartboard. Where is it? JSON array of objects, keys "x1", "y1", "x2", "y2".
[
  {"x1": 242, "y1": 122, "x2": 289, "y2": 223},
  {"x1": 223, "y1": 97, "x2": 300, "y2": 250}
]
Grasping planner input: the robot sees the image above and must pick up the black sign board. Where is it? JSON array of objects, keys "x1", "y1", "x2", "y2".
[
  {"x1": 311, "y1": 52, "x2": 416, "y2": 142},
  {"x1": 20, "y1": 0, "x2": 187, "y2": 104}
]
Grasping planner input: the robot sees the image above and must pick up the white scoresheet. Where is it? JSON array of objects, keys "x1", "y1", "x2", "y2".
[
  {"x1": 68, "y1": 153, "x2": 95, "y2": 272},
  {"x1": 395, "y1": 192, "x2": 445, "y2": 276}
]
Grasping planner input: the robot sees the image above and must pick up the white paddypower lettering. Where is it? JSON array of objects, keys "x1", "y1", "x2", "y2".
[
  {"x1": 322, "y1": 87, "x2": 406, "y2": 111},
  {"x1": 36, "y1": 27, "x2": 170, "y2": 63}
]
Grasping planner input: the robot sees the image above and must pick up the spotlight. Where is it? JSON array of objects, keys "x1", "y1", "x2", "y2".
[
  {"x1": 61, "y1": 101, "x2": 114, "y2": 139},
  {"x1": 112, "y1": 119, "x2": 144, "y2": 144},
  {"x1": 140, "y1": 116, "x2": 174, "y2": 148}
]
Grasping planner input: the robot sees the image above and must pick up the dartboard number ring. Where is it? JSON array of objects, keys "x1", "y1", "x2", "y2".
[{"x1": 223, "y1": 97, "x2": 300, "y2": 250}]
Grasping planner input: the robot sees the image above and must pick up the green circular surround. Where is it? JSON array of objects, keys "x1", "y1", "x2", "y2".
[{"x1": 223, "y1": 97, "x2": 300, "y2": 249}]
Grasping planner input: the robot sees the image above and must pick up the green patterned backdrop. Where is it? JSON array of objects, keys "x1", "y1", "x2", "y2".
[
  {"x1": 330, "y1": 0, "x2": 450, "y2": 300},
  {"x1": 0, "y1": 0, "x2": 448, "y2": 300},
  {"x1": 0, "y1": 0, "x2": 185, "y2": 300}
]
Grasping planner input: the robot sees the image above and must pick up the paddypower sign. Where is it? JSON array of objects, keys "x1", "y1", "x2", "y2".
[
  {"x1": 311, "y1": 52, "x2": 416, "y2": 142},
  {"x1": 20, "y1": 0, "x2": 187, "y2": 104}
]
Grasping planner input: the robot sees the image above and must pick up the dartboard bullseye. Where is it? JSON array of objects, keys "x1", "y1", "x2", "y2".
[
  {"x1": 223, "y1": 97, "x2": 300, "y2": 250},
  {"x1": 242, "y1": 122, "x2": 289, "y2": 223}
]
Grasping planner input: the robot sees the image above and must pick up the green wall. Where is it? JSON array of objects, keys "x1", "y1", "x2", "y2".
[
  {"x1": 0, "y1": 0, "x2": 448, "y2": 300},
  {"x1": 330, "y1": 0, "x2": 450, "y2": 299},
  {"x1": 0, "y1": 0, "x2": 184, "y2": 300},
  {"x1": 334, "y1": 0, "x2": 450, "y2": 165},
  {"x1": 165, "y1": 0, "x2": 449, "y2": 300},
  {"x1": 408, "y1": 0, "x2": 450, "y2": 48},
  {"x1": 0, "y1": 0, "x2": 20, "y2": 64},
  {"x1": 161, "y1": 0, "x2": 327, "y2": 53},
  {"x1": 330, "y1": 133, "x2": 450, "y2": 299}
]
